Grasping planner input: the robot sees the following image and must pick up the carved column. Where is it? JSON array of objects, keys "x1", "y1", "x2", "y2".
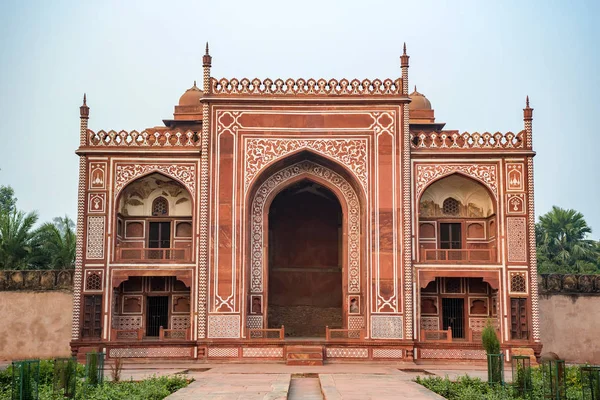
[
  {"x1": 197, "y1": 43, "x2": 212, "y2": 339},
  {"x1": 72, "y1": 95, "x2": 89, "y2": 340},
  {"x1": 524, "y1": 97, "x2": 540, "y2": 342},
  {"x1": 400, "y1": 44, "x2": 413, "y2": 341}
]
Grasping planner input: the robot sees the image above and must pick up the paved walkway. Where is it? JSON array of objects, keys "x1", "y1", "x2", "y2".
[{"x1": 145, "y1": 362, "x2": 498, "y2": 399}]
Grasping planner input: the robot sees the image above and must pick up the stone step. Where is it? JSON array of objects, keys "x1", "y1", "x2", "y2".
[
  {"x1": 286, "y1": 345, "x2": 323, "y2": 354},
  {"x1": 286, "y1": 359, "x2": 324, "y2": 366},
  {"x1": 286, "y1": 345, "x2": 324, "y2": 365},
  {"x1": 287, "y1": 352, "x2": 323, "y2": 360}
]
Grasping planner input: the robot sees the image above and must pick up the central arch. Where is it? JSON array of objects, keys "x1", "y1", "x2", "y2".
[
  {"x1": 268, "y1": 180, "x2": 343, "y2": 336},
  {"x1": 246, "y1": 159, "x2": 363, "y2": 337}
]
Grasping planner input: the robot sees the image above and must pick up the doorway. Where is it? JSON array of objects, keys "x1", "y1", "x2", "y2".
[
  {"x1": 442, "y1": 298, "x2": 465, "y2": 339},
  {"x1": 146, "y1": 296, "x2": 169, "y2": 337},
  {"x1": 267, "y1": 180, "x2": 343, "y2": 337}
]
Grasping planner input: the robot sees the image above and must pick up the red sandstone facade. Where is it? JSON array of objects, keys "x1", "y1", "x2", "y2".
[{"x1": 71, "y1": 45, "x2": 541, "y2": 363}]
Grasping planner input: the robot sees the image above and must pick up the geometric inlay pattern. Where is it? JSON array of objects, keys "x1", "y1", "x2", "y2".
[
  {"x1": 372, "y1": 348, "x2": 403, "y2": 359},
  {"x1": 112, "y1": 316, "x2": 142, "y2": 330},
  {"x1": 326, "y1": 348, "x2": 368, "y2": 358},
  {"x1": 348, "y1": 316, "x2": 365, "y2": 330},
  {"x1": 415, "y1": 163, "x2": 498, "y2": 200},
  {"x1": 171, "y1": 315, "x2": 191, "y2": 330},
  {"x1": 469, "y1": 317, "x2": 499, "y2": 332},
  {"x1": 244, "y1": 138, "x2": 368, "y2": 192},
  {"x1": 86, "y1": 216, "x2": 105, "y2": 259},
  {"x1": 507, "y1": 217, "x2": 527, "y2": 263},
  {"x1": 371, "y1": 315, "x2": 403, "y2": 339},
  {"x1": 242, "y1": 348, "x2": 283, "y2": 358},
  {"x1": 208, "y1": 315, "x2": 241, "y2": 338},
  {"x1": 246, "y1": 315, "x2": 263, "y2": 329},
  {"x1": 207, "y1": 347, "x2": 239, "y2": 358},
  {"x1": 108, "y1": 347, "x2": 193, "y2": 358},
  {"x1": 420, "y1": 317, "x2": 440, "y2": 332},
  {"x1": 420, "y1": 349, "x2": 487, "y2": 360},
  {"x1": 251, "y1": 160, "x2": 361, "y2": 293}
]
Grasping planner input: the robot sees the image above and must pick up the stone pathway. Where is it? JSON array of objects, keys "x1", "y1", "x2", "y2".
[
  {"x1": 288, "y1": 375, "x2": 323, "y2": 400},
  {"x1": 319, "y1": 373, "x2": 444, "y2": 400},
  {"x1": 166, "y1": 373, "x2": 290, "y2": 400},
  {"x1": 142, "y1": 362, "x2": 498, "y2": 399}
]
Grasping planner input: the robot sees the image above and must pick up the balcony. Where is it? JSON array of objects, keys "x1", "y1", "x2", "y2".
[
  {"x1": 420, "y1": 248, "x2": 496, "y2": 264},
  {"x1": 115, "y1": 247, "x2": 191, "y2": 263}
]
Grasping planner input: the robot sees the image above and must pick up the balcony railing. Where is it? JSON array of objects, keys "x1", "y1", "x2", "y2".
[
  {"x1": 325, "y1": 326, "x2": 365, "y2": 341},
  {"x1": 248, "y1": 326, "x2": 285, "y2": 340},
  {"x1": 420, "y1": 328, "x2": 452, "y2": 343},
  {"x1": 115, "y1": 247, "x2": 191, "y2": 263},
  {"x1": 420, "y1": 248, "x2": 496, "y2": 263}
]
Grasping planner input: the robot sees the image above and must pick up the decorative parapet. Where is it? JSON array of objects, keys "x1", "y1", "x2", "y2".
[
  {"x1": 411, "y1": 130, "x2": 526, "y2": 150},
  {"x1": 0, "y1": 270, "x2": 74, "y2": 291},
  {"x1": 87, "y1": 130, "x2": 200, "y2": 147},
  {"x1": 210, "y1": 77, "x2": 404, "y2": 96},
  {"x1": 538, "y1": 274, "x2": 600, "y2": 295}
]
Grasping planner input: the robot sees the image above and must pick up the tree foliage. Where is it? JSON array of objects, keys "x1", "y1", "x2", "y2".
[
  {"x1": 0, "y1": 185, "x2": 17, "y2": 214},
  {"x1": 0, "y1": 186, "x2": 75, "y2": 270},
  {"x1": 536, "y1": 206, "x2": 600, "y2": 274},
  {"x1": 0, "y1": 209, "x2": 39, "y2": 269}
]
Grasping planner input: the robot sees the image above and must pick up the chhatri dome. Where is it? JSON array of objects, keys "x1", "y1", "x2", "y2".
[
  {"x1": 409, "y1": 86, "x2": 432, "y2": 111},
  {"x1": 178, "y1": 81, "x2": 201, "y2": 106}
]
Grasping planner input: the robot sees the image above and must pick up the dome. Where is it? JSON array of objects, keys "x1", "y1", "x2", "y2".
[
  {"x1": 409, "y1": 86, "x2": 432, "y2": 110},
  {"x1": 178, "y1": 81, "x2": 201, "y2": 106}
]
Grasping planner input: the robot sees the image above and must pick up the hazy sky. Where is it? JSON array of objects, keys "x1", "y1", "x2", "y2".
[{"x1": 0, "y1": 0, "x2": 598, "y2": 238}]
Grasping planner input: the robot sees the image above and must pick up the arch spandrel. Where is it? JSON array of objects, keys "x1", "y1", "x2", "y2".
[{"x1": 243, "y1": 138, "x2": 369, "y2": 195}]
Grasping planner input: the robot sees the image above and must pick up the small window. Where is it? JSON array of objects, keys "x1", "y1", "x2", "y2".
[
  {"x1": 152, "y1": 197, "x2": 169, "y2": 216},
  {"x1": 510, "y1": 273, "x2": 527, "y2": 293},
  {"x1": 440, "y1": 223, "x2": 462, "y2": 249},
  {"x1": 442, "y1": 197, "x2": 460, "y2": 216}
]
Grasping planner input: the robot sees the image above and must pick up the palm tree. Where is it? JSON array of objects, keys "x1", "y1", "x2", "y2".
[
  {"x1": 33, "y1": 215, "x2": 76, "y2": 269},
  {"x1": 536, "y1": 206, "x2": 598, "y2": 274},
  {"x1": 0, "y1": 210, "x2": 39, "y2": 269}
]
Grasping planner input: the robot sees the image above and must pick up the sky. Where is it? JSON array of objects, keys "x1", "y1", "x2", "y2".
[{"x1": 0, "y1": 0, "x2": 598, "y2": 238}]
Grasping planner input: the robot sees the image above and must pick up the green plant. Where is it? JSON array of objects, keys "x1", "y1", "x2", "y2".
[
  {"x1": 109, "y1": 358, "x2": 123, "y2": 383},
  {"x1": 482, "y1": 320, "x2": 500, "y2": 355}
]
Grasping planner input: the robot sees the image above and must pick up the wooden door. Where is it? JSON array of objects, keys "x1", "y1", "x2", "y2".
[{"x1": 82, "y1": 295, "x2": 102, "y2": 338}]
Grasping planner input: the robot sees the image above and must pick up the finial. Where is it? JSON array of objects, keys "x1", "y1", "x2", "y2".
[
  {"x1": 523, "y1": 95, "x2": 533, "y2": 121},
  {"x1": 194, "y1": 80, "x2": 197, "y2": 87},
  {"x1": 80, "y1": 92, "x2": 90, "y2": 119},
  {"x1": 414, "y1": 85, "x2": 417, "y2": 92},
  {"x1": 203, "y1": 41, "x2": 212, "y2": 68},
  {"x1": 400, "y1": 42, "x2": 410, "y2": 68}
]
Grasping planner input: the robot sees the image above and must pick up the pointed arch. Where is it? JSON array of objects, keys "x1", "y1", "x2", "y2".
[
  {"x1": 113, "y1": 163, "x2": 197, "y2": 200},
  {"x1": 415, "y1": 163, "x2": 498, "y2": 202}
]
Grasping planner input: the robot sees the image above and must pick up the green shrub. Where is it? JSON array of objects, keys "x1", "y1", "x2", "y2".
[{"x1": 482, "y1": 320, "x2": 500, "y2": 355}]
